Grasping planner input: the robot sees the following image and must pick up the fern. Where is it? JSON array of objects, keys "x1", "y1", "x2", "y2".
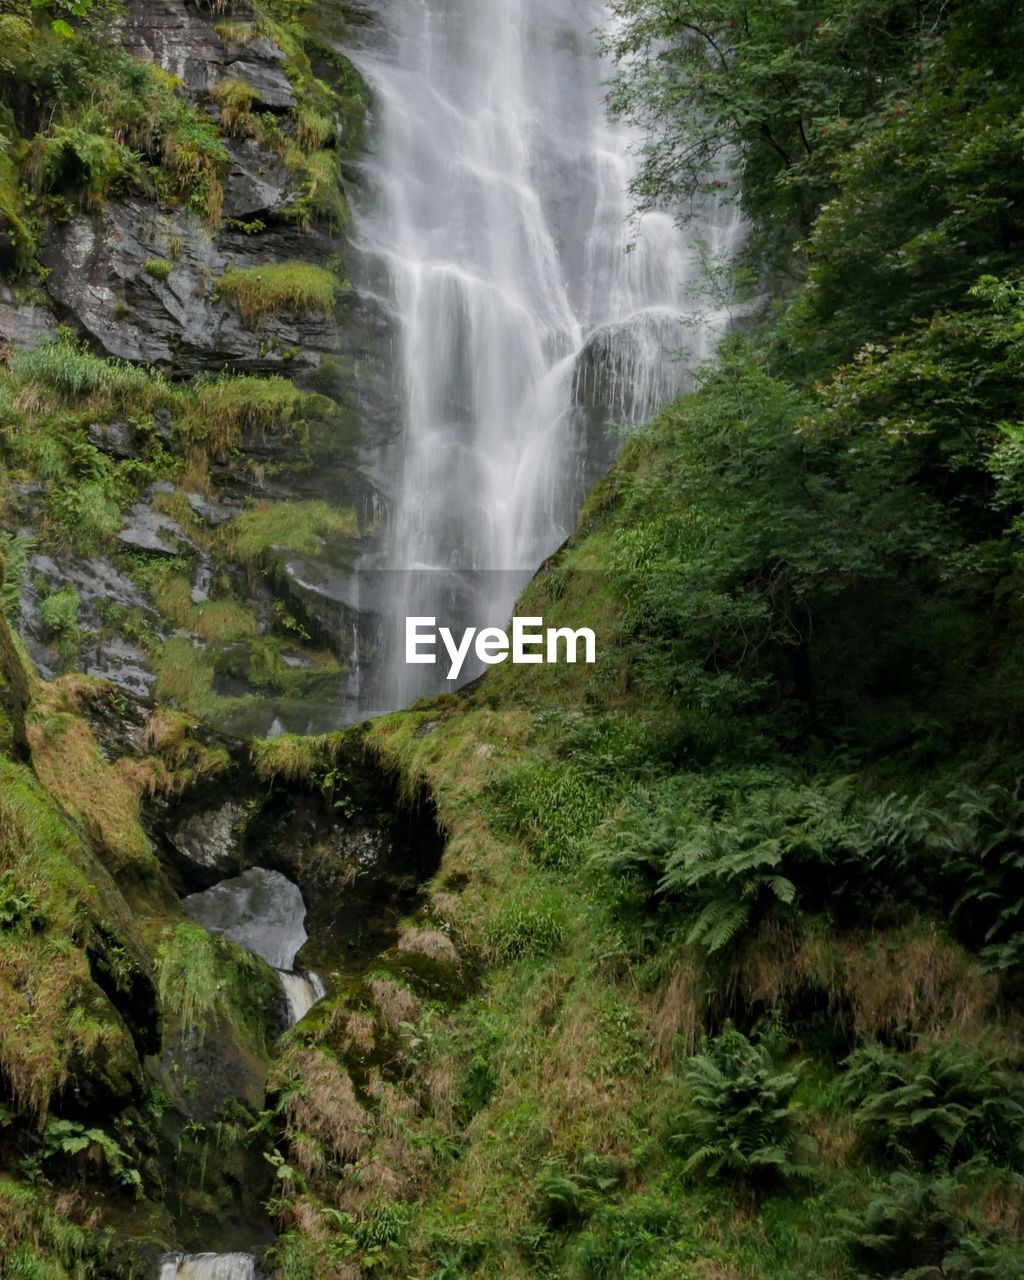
[
  {"x1": 839, "y1": 1041, "x2": 1024, "y2": 1173},
  {"x1": 832, "y1": 1170, "x2": 1022, "y2": 1279},
  {"x1": 669, "y1": 1022, "x2": 814, "y2": 1190}
]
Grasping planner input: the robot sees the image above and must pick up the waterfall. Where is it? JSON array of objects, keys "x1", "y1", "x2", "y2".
[
  {"x1": 351, "y1": 0, "x2": 741, "y2": 708},
  {"x1": 159, "y1": 1255, "x2": 258, "y2": 1280},
  {"x1": 278, "y1": 969, "x2": 327, "y2": 1025}
]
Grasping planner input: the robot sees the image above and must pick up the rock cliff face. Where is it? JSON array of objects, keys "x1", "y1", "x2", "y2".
[{"x1": 1, "y1": 0, "x2": 398, "y2": 734}]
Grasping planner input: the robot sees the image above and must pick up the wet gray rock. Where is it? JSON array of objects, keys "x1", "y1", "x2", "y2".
[
  {"x1": 187, "y1": 491, "x2": 241, "y2": 526},
  {"x1": 0, "y1": 285, "x2": 58, "y2": 349},
  {"x1": 123, "y1": 0, "x2": 291, "y2": 109},
  {"x1": 88, "y1": 419, "x2": 142, "y2": 459},
  {"x1": 118, "y1": 503, "x2": 196, "y2": 556},
  {"x1": 83, "y1": 635, "x2": 156, "y2": 702},
  {"x1": 223, "y1": 137, "x2": 292, "y2": 220},
  {"x1": 40, "y1": 198, "x2": 344, "y2": 376},
  {"x1": 170, "y1": 800, "x2": 250, "y2": 878},
  {"x1": 184, "y1": 866, "x2": 309, "y2": 971},
  {"x1": 19, "y1": 553, "x2": 160, "y2": 694},
  {"x1": 191, "y1": 554, "x2": 213, "y2": 605}
]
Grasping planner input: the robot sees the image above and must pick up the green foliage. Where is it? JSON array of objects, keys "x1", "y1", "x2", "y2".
[
  {"x1": 232, "y1": 499, "x2": 357, "y2": 563},
  {"x1": 142, "y1": 256, "x2": 171, "y2": 281},
  {"x1": 181, "y1": 373, "x2": 336, "y2": 459},
  {"x1": 839, "y1": 1041, "x2": 1024, "y2": 1172},
  {"x1": 482, "y1": 890, "x2": 568, "y2": 965},
  {"x1": 38, "y1": 587, "x2": 79, "y2": 666},
  {"x1": 155, "y1": 922, "x2": 278, "y2": 1052},
  {"x1": 0, "y1": 870, "x2": 43, "y2": 930},
  {"x1": 601, "y1": 0, "x2": 952, "y2": 250},
  {"x1": 0, "y1": 534, "x2": 34, "y2": 620},
  {"x1": 534, "y1": 1156, "x2": 622, "y2": 1231},
  {"x1": 832, "y1": 1170, "x2": 1023, "y2": 1279},
  {"x1": 0, "y1": 1178, "x2": 100, "y2": 1280},
  {"x1": 216, "y1": 261, "x2": 341, "y2": 325},
  {"x1": 937, "y1": 784, "x2": 1024, "y2": 973},
  {"x1": 669, "y1": 1023, "x2": 812, "y2": 1189},
  {"x1": 209, "y1": 77, "x2": 258, "y2": 136},
  {"x1": 10, "y1": 334, "x2": 156, "y2": 406},
  {"x1": 26, "y1": 1116, "x2": 142, "y2": 1196},
  {"x1": 9, "y1": 35, "x2": 228, "y2": 221},
  {"x1": 488, "y1": 762, "x2": 609, "y2": 868}
]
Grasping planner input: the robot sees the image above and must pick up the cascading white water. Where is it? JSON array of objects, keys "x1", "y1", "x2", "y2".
[
  {"x1": 278, "y1": 969, "x2": 327, "y2": 1024},
  {"x1": 351, "y1": 0, "x2": 741, "y2": 707},
  {"x1": 159, "y1": 1254, "x2": 258, "y2": 1280}
]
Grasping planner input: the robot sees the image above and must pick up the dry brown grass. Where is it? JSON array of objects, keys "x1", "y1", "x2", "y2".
[
  {"x1": 837, "y1": 924, "x2": 999, "y2": 1040},
  {"x1": 279, "y1": 1046, "x2": 369, "y2": 1172},
  {"x1": 26, "y1": 681, "x2": 156, "y2": 878},
  {"x1": 647, "y1": 952, "x2": 700, "y2": 1064},
  {"x1": 731, "y1": 917, "x2": 1002, "y2": 1042},
  {"x1": 368, "y1": 977, "x2": 420, "y2": 1033}
]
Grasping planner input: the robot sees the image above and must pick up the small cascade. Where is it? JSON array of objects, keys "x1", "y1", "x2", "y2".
[
  {"x1": 159, "y1": 1254, "x2": 259, "y2": 1280},
  {"x1": 277, "y1": 969, "x2": 327, "y2": 1025},
  {"x1": 183, "y1": 867, "x2": 325, "y2": 1028}
]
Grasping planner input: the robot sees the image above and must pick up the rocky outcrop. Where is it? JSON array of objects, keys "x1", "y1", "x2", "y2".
[
  {"x1": 41, "y1": 199, "x2": 343, "y2": 375},
  {"x1": 0, "y1": 0, "x2": 403, "y2": 731},
  {"x1": 123, "y1": 0, "x2": 293, "y2": 107}
]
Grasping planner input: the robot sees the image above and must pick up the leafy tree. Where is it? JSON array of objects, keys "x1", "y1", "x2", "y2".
[{"x1": 601, "y1": 0, "x2": 953, "y2": 251}]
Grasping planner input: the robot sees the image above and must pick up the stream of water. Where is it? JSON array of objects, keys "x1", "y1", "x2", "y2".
[{"x1": 349, "y1": 0, "x2": 740, "y2": 709}]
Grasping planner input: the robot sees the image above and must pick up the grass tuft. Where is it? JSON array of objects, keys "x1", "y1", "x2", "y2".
[{"x1": 216, "y1": 262, "x2": 342, "y2": 326}]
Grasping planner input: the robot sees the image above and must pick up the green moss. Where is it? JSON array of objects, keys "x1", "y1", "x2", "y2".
[
  {"x1": 0, "y1": 148, "x2": 36, "y2": 270},
  {"x1": 142, "y1": 256, "x2": 172, "y2": 281},
  {"x1": 0, "y1": 755, "x2": 145, "y2": 1115},
  {"x1": 0, "y1": 605, "x2": 29, "y2": 756},
  {"x1": 26, "y1": 680, "x2": 159, "y2": 880},
  {"x1": 232, "y1": 499, "x2": 357, "y2": 563},
  {"x1": 155, "y1": 921, "x2": 279, "y2": 1053},
  {"x1": 251, "y1": 731, "x2": 339, "y2": 784},
  {"x1": 149, "y1": 569, "x2": 257, "y2": 644},
  {"x1": 216, "y1": 261, "x2": 342, "y2": 326}
]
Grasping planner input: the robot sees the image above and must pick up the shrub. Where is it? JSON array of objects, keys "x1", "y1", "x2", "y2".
[
  {"x1": 937, "y1": 784, "x2": 1024, "y2": 973},
  {"x1": 839, "y1": 1040, "x2": 1024, "y2": 1172},
  {"x1": 534, "y1": 1156, "x2": 621, "y2": 1230},
  {"x1": 216, "y1": 262, "x2": 341, "y2": 325},
  {"x1": 669, "y1": 1022, "x2": 813, "y2": 1190}
]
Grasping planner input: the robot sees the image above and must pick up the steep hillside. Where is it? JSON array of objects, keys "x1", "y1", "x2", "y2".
[{"x1": 1, "y1": 2, "x2": 1024, "y2": 1279}]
